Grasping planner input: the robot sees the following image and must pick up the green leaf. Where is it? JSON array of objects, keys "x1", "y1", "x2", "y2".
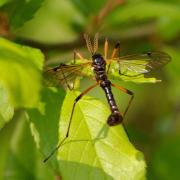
[
  {"x1": 0, "y1": 82, "x2": 14, "y2": 129},
  {"x1": 0, "y1": 110, "x2": 54, "y2": 179},
  {"x1": 112, "y1": 74, "x2": 160, "y2": 83},
  {"x1": 0, "y1": 113, "x2": 16, "y2": 179},
  {"x1": 27, "y1": 87, "x2": 65, "y2": 168},
  {"x1": 3, "y1": 0, "x2": 44, "y2": 29},
  {"x1": 109, "y1": 72, "x2": 160, "y2": 84},
  {"x1": 0, "y1": 37, "x2": 44, "y2": 108},
  {"x1": 4, "y1": 112, "x2": 38, "y2": 179},
  {"x1": 58, "y1": 91, "x2": 146, "y2": 179}
]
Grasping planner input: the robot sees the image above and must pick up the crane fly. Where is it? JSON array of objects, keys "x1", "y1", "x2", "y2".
[{"x1": 44, "y1": 33, "x2": 171, "y2": 162}]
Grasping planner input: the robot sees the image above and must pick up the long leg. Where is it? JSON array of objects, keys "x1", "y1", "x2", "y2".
[
  {"x1": 111, "y1": 83, "x2": 134, "y2": 118},
  {"x1": 107, "y1": 42, "x2": 120, "y2": 74},
  {"x1": 43, "y1": 82, "x2": 99, "y2": 162}
]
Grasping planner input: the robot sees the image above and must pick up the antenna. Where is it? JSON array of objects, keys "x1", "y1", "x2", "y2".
[
  {"x1": 84, "y1": 33, "x2": 99, "y2": 55},
  {"x1": 93, "y1": 33, "x2": 99, "y2": 54},
  {"x1": 84, "y1": 34, "x2": 94, "y2": 55}
]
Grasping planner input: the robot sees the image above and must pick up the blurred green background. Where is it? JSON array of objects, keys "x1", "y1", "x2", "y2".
[{"x1": 0, "y1": 0, "x2": 180, "y2": 179}]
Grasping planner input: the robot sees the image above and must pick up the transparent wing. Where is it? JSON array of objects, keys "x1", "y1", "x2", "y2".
[
  {"x1": 110, "y1": 51, "x2": 171, "y2": 76},
  {"x1": 44, "y1": 62, "x2": 91, "y2": 89}
]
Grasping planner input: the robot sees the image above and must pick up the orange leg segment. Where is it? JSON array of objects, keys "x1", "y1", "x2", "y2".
[{"x1": 111, "y1": 83, "x2": 134, "y2": 118}]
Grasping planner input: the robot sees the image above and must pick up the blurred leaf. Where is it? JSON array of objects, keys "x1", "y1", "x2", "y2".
[
  {"x1": 70, "y1": 0, "x2": 107, "y2": 16},
  {"x1": 0, "y1": 37, "x2": 44, "y2": 108},
  {"x1": 151, "y1": 136, "x2": 180, "y2": 180},
  {"x1": 15, "y1": 0, "x2": 85, "y2": 44},
  {"x1": 58, "y1": 91, "x2": 146, "y2": 179},
  {"x1": 162, "y1": 46, "x2": 180, "y2": 102},
  {"x1": 0, "y1": 82, "x2": 14, "y2": 129},
  {"x1": 0, "y1": 113, "x2": 16, "y2": 179},
  {"x1": 3, "y1": 0, "x2": 44, "y2": 29},
  {"x1": 4, "y1": 112, "x2": 37, "y2": 179},
  {"x1": 108, "y1": 1, "x2": 180, "y2": 22},
  {"x1": 158, "y1": 17, "x2": 180, "y2": 40},
  {"x1": 0, "y1": 0, "x2": 9, "y2": 7},
  {"x1": 163, "y1": 46, "x2": 180, "y2": 77},
  {"x1": 1, "y1": 111, "x2": 54, "y2": 179},
  {"x1": 106, "y1": 1, "x2": 180, "y2": 37},
  {"x1": 27, "y1": 87, "x2": 65, "y2": 169}
]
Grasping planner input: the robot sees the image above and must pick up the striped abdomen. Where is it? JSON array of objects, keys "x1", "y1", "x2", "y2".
[{"x1": 100, "y1": 80, "x2": 123, "y2": 126}]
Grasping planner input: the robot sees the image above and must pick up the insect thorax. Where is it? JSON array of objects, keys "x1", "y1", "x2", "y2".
[{"x1": 92, "y1": 54, "x2": 107, "y2": 81}]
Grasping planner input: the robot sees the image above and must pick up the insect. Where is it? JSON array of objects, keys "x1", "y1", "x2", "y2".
[{"x1": 44, "y1": 33, "x2": 171, "y2": 162}]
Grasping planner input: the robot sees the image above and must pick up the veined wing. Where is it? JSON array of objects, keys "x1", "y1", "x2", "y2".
[
  {"x1": 110, "y1": 51, "x2": 171, "y2": 76},
  {"x1": 44, "y1": 62, "x2": 91, "y2": 89}
]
